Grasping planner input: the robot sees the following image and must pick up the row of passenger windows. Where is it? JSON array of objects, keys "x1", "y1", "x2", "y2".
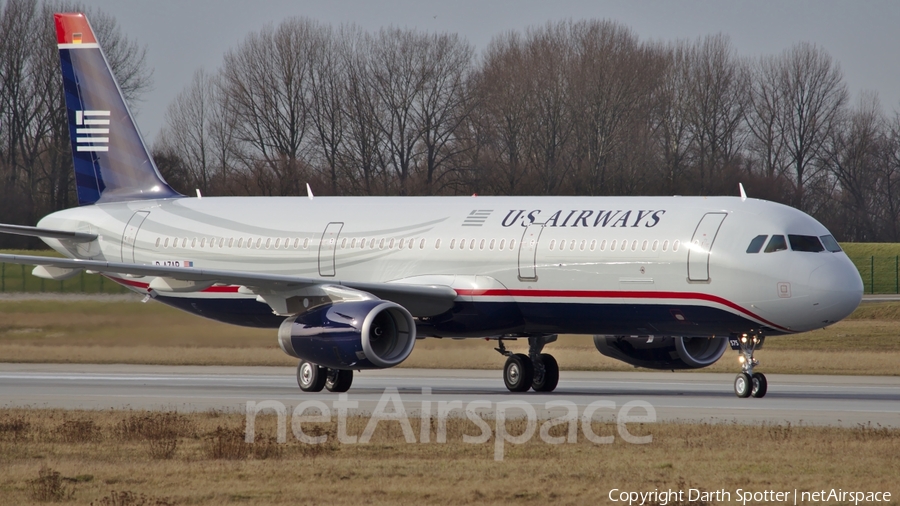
[
  {"x1": 746, "y1": 234, "x2": 842, "y2": 254},
  {"x1": 152, "y1": 235, "x2": 681, "y2": 253}
]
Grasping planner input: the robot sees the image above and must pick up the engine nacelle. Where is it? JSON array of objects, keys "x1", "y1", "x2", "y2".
[
  {"x1": 278, "y1": 300, "x2": 416, "y2": 370},
  {"x1": 592, "y1": 335, "x2": 727, "y2": 370}
]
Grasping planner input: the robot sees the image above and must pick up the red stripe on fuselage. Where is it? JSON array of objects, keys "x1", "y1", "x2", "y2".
[
  {"x1": 106, "y1": 276, "x2": 241, "y2": 293},
  {"x1": 454, "y1": 288, "x2": 789, "y2": 332}
]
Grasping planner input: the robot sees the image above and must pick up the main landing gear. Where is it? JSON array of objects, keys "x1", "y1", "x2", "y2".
[
  {"x1": 496, "y1": 335, "x2": 560, "y2": 393},
  {"x1": 732, "y1": 334, "x2": 767, "y2": 398},
  {"x1": 296, "y1": 360, "x2": 353, "y2": 393}
]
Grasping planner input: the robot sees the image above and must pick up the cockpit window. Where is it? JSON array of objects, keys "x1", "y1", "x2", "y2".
[
  {"x1": 764, "y1": 235, "x2": 787, "y2": 253},
  {"x1": 788, "y1": 235, "x2": 825, "y2": 252},
  {"x1": 820, "y1": 235, "x2": 842, "y2": 252},
  {"x1": 746, "y1": 235, "x2": 767, "y2": 253}
]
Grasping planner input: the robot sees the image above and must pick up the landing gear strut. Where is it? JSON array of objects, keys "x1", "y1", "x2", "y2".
[
  {"x1": 732, "y1": 334, "x2": 767, "y2": 398},
  {"x1": 496, "y1": 335, "x2": 559, "y2": 393}
]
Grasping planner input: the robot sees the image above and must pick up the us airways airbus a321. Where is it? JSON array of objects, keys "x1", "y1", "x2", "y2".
[{"x1": 0, "y1": 13, "x2": 864, "y2": 398}]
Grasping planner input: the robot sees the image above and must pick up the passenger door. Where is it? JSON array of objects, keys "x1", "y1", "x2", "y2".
[
  {"x1": 517, "y1": 224, "x2": 544, "y2": 281},
  {"x1": 687, "y1": 212, "x2": 727, "y2": 282},
  {"x1": 121, "y1": 211, "x2": 149, "y2": 263}
]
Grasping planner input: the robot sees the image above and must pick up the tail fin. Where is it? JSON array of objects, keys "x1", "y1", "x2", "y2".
[{"x1": 55, "y1": 13, "x2": 181, "y2": 206}]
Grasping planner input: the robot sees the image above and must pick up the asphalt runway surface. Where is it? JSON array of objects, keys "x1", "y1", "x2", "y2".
[{"x1": 0, "y1": 364, "x2": 897, "y2": 427}]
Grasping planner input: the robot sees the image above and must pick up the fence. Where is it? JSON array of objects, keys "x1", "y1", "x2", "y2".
[
  {"x1": 848, "y1": 256, "x2": 900, "y2": 295},
  {"x1": 0, "y1": 263, "x2": 129, "y2": 294}
]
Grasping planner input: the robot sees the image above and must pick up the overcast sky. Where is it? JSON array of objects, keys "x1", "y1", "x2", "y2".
[{"x1": 74, "y1": 0, "x2": 900, "y2": 144}]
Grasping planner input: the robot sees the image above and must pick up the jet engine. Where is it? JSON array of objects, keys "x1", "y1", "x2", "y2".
[
  {"x1": 278, "y1": 300, "x2": 416, "y2": 370},
  {"x1": 592, "y1": 335, "x2": 727, "y2": 370}
]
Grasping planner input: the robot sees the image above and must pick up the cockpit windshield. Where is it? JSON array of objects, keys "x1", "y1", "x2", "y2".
[{"x1": 788, "y1": 235, "x2": 825, "y2": 252}]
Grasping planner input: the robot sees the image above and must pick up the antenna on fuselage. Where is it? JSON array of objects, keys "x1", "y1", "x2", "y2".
[
  {"x1": 306, "y1": 183, "x2": 314, "y2": 200},
  {"x1": 739, "y1": 183, "x2": 747, "y2": 202}
]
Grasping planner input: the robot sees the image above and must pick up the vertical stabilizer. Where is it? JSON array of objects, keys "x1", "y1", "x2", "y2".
[{"x1": 55, "y1": 13, "x2": 181, "y2": 205}]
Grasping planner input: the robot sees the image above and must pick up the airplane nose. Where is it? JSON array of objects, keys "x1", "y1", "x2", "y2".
[{"x1": 808, "y1": 258, "x2": 863, "y2": 323}]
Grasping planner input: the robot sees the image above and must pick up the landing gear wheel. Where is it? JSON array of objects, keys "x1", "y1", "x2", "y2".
[
  {"x1": 734, "y1": 372, "x2": 752, "y2": 398},
  {"x1": 503, "y1": 353, "x2": 534, "y2": 392},
  {"x1": 532, "y1": 353, "x2": 559, "y2": 392},
  {"x1": 751, "y1": 372, "x2": 768, "y2": 398},
  {"x1": 325, "y1": 369, "x2": 353, "y2": 392},
  {"x1": 297, "y1": 360, "x2": 327, "y2": 392}
]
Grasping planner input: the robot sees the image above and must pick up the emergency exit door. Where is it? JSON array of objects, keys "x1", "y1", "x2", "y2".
[
  {"x1": 318, "y1": 222, "x2": 343, "y2": 277},
  {"x1": 687, "y1": 212, "x2": 727, "y2": 281}
]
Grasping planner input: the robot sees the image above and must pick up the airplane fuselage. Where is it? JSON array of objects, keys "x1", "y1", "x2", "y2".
[{"x1": 37, "y1": 195, "x2": 863, "y2": 339}]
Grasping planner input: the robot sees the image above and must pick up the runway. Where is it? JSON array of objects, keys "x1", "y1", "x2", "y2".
[{"x1": 0, "y1": 363, "x2": 898, "y2": 427}]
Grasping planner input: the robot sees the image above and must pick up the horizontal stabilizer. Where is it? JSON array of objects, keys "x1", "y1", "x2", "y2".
[{"x1": 0, "y1": 223, "x2": 97, "y2": 242}]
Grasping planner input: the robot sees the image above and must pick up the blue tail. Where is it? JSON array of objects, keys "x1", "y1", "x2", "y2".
[{"x1": 56, "y1": 13, "x2": 181, "y2": 206}]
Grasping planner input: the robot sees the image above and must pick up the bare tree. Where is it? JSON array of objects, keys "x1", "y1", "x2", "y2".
[{"x1": 775, "y1": 42, "x2": 849, "y2": 209}]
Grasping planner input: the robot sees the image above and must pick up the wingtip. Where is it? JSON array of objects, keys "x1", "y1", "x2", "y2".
[{"x1": 55, "y1": 13, "x2": 97, "y2": 45}]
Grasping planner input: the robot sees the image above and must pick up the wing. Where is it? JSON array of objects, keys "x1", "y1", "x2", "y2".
[{"x1": 0, "y1": 253, "x2": 457, "y2": 317}]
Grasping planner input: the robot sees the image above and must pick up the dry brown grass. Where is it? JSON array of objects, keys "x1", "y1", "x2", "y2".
[
  {"x1": 0, "y1": 407, "x2": 897, "y2": 505},
  {"x1": 1, "y1": 299, "x2": 900, "y2": 375}
]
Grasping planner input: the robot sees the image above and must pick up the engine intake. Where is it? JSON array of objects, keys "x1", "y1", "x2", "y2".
[
  {"x1": 278, "y1": 300, "x2": 416, "y2": 370},
  {"x1": 593, "y1": 335, "x2": 727, "y2": 370}
]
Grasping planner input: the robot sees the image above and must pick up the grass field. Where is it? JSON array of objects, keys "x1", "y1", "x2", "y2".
[
  {"x1": 0, "y1": 298, "x2": 898, "y2": 375},
  {"x1": 0, "y1": 408, "x2": 897, "y2": 505}
]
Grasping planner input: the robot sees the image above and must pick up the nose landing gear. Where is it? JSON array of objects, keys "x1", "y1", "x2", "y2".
[
  {"x1": 496, "y1": 335, "x2": 560, "y2": 393},
  {"x1": 731, "y1": 333, "x2": 767, "y2": 398}
]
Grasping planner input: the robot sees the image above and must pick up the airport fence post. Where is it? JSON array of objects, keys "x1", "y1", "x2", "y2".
[
  {"x1": 1, "y1": 263, "x2": 4, "y2": 292},
  {"x1": 870, "y1": 256, "x2": 874, "y2": 294}
]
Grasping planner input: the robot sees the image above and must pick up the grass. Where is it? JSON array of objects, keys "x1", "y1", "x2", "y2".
[
  {"x1": 0, "y1": 299, "x2": 899, "y2": 375},
  {"x1": 0, "y1": 407, "x2": 897, "y2": 505},
  {"x1": 841, "y1": 243, "x2": 900, "y2": 294}
]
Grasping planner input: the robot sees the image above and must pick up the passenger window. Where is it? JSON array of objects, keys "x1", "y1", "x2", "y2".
[
  {"x1": 509, "y1": 239, "x2": 516, "y2": 249},
  {"x1": 590, "y1": 239, "x2": 596, "y2": 251},
  {"x1": 820, "y1": 235, "x2": 842, "y2": 252},
  {"x1": 435, "y1": 239, "x2": 441, "y2": 249},
  {"x1": 600, "y1": 240, "x2": 606, "y2": 251},
  {"x1": 788, "y1": 235, "x2": 824, "y2": 252},
  {"x1": 764, "y1": 235, "x2": 787, "y2": 253},
  {"x1": 489, "y1": 239, "x2": 495, "y2": 250},
  {"x1": 746, "y1": 235, "x2": 767, "y2": 253},
  {"x1": 550, "y1": 239, "x2": 556, "y2": 251},
  {"x1": 450, "y1": 239, "x2": 456, "y2": 250}
]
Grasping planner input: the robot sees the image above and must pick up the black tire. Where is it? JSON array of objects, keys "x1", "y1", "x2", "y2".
[
  {"x1": 503, "y1": 353, "x2": 534, "y2": 392},
  {"x1": 734, "y1": 372, "x2": 752, "y2": 398},
  {"x1": 297, "y1": 360, "x2": 326, "y2": 392},
  {"x1": 751, "y1": 372, "x2": 768, "y2": 398},
  {"x1": 325, "y1": 368, "x2": 353, "y2": 393},
  {"x1": 532, "y1": 353, "x2": 559, "y2": 392}
]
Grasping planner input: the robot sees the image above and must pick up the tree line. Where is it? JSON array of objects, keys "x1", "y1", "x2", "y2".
[{"x1": 3, "y1": 0, "x2": 900, "y2": 247}]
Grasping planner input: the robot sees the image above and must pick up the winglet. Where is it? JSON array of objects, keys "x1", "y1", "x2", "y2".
[
  {"x1": 306, "y1": 183, "x2": 314, "y2": 200},
  {"x1": 739, "y1": 183, "x2": 747, "y2": 202}
]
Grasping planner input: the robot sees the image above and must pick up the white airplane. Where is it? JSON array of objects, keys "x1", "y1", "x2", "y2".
[{"x1": 0, "y1": 13, "x2": 864, "y2": 398}]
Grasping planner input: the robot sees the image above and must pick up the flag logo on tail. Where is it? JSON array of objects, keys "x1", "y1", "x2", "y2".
[{"x1": 75, "y1": 110, "x2": 110, "y2": 152}]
